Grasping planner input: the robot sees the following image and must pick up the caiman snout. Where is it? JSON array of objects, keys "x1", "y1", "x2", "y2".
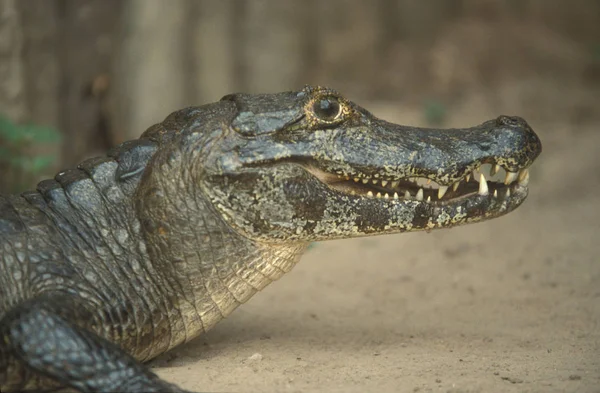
[
  {"x1": 493, "y1": 115, "x2": 542, "y2": 167},
  {"x1": 296, "y1": 106, "x2": 543, "y2": 214}
]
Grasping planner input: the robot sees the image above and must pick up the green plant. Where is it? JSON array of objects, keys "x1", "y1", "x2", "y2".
[
  {"x1": 423, "y1": 99, "x2": 448, "y2": 126},
  {"x1": 0, "y1": 115, "x2": 62, "y2": 193}
]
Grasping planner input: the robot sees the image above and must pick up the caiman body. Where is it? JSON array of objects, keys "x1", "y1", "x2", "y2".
[{"x1": 0, "y1": 86, "x2": 541, "y2": 392}]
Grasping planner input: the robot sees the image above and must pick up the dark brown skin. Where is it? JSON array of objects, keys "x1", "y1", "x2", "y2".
[{"x1": 0, "y1": 86, "x2": 541, "y2": 392}]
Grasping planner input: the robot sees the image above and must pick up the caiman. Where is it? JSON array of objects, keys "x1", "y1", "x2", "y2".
[{"x1": 0, "y1": 86, "x2": 542, "y2": 392}]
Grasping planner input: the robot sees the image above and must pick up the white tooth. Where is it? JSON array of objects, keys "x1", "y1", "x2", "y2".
[
  {"x1": 384, "y1": 193, "x2": 389, "y2": 199},
  {"x1": 426, "y1": 195, "x2": 431, "y2": 202},
  {"x1": 438, "y1": 185, "x2": 448, "y2": 199},
  {"x1": 518, "y1": 168, "x2": 529, "y2": 182},
  {"x1": 478, "y1": 173, "x2": 489, "y2": 195},
  {"x1": 493, "y1": 189, "x2": 498, "y2": 198},
  {"x1": 491, "y1": 164, "x2": 500, "y2": 176},
  {"x1": 391, "y1": 181, "x2": 399, "y2": 188},
  {"x1": 376, "y1": 192, "x2": 382, "y2": 198},
  {"x1": 505, "y1": 188, "x2": 510, "y2": 198},
  {"x1": 416, "y1": 188, "x2": 424, "y2": 201},
  {"x1": 518, "y1": 169, "x2": 529, "y2": 186},
  {"x1": 404, "y1": 190, "x2": 411, "y2": 199},
  {"x1": 453, "y1": 182, "x2": 460, "y2": 192},
  {"x1": 381, "y1": 180, "x2": 388, "y2": 187},
  {"x1": 394, "y1": 192, "x2": 399, "y2": 199},
  {"x1": 505, "y1": 171, "x2": 518, "y2": 184},
  {"x1": 367, "y1": 191, "x2": 373, "y2": 197},
  {"x1": 362, "y1": 178, "x2": 369, "y2": 184},
  {"x1": 466, "y1": 173, "x2": 471, "y2": 182},
  {"x1": 354, "y1": 177, "x2": 360, "y2": 182},
  {"x1": 372, "y1": 179, "x2": 378, "y2": 184},
  {"x1": 351, "y1": 190, "x2": 356, "y2": 195}
]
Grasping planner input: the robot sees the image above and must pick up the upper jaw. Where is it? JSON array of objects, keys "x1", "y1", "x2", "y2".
[{"x1": 300, "y1": 114, "x2": 540, "y2": 205}]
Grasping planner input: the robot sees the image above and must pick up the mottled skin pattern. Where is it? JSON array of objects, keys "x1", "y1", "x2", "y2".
[{"x1": 0, "y1": 86, "x2": 541, "y2": 392}]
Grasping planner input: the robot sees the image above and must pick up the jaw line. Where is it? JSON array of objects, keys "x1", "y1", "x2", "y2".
[{"x1": 302, "y1": 164, "x2": 530, "y2": 233}]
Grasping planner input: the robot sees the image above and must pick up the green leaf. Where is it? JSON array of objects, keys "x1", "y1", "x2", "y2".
[
  {"x1": 0, "y1": 146, "x2": 12, "y2": 160},
  {"x1": 30, "y1": 155, "x2": 57, "y2": 173},
  {"x1": 0, "y1": 116, "x2": 22, "y2": 142},
  {"x1": 0, "y1": 115, "x2": 62, "y2": 144},
  {"x1": 20, "y1": 124, "x2": 62, "y2": 143},
  {"x1": 423, "y1": 100, "x2": 448, "y2": 126}
]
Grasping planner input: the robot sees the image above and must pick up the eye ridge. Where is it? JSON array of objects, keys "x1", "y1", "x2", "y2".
[{"x1": 312, "y1": 96, "x2": 342, "y2": 122}]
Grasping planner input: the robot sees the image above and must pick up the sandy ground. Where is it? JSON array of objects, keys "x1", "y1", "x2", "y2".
[{"x1": 152, "y1": 105, "x2": 600, "y2": 393}]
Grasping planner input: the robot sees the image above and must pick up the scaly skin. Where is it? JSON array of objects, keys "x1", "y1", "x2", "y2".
[{"x1": 0, "y1": 86, "x2": 541, "y2": 392}]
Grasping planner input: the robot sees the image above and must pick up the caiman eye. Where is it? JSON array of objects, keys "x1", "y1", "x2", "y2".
[{"x1": 312, "y1": 97, "x2": 342, "y2": 122}]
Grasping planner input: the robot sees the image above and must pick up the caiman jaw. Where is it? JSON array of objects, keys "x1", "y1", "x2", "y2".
[{"x1": 308, "y1": 163, "x2": 530, "y2": 205}]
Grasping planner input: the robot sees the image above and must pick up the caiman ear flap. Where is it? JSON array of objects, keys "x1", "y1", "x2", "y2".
[{"x1": 221, "y1": 90, "x2": 307, "y2": 135}]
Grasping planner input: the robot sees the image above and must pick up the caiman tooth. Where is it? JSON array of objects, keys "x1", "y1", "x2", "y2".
[
  {"x1": 505, "y1": 188, "x2": 511, "y2": 198},
  {"x1": 438, "y1": 185, "x2": 448, "y2": 199},
  {"x1": 518, "y1": 169, "x2": 529, "y2": 186},
  {"x1": 393, "y1": 192, "x2": 399, "y2": 199},
  {"x1": 404, "y1": 190, "x2": 411, "y2": 199},
  {"x1": 367, "y1": 191, "x2": 374, "y2": 197},
  {"x1": 490, "y1": 164, "x2": 500, "y2": 176},
  {"x1": 478, "y1": 173, "x2": 489, "y2": 195},
  {"x1": 504, "y1": 171, "x2": 518, "y2": 184},
  {"x1": 362, "y1": 178, "x2": 369, "y2": 184},
  {"x1": 426, "y1": 195, "x2": 431, "y2": 202},
  {"x1": 416, "y1": 188, "x2": 424, "y2": 201},
  {"x1": 376, "y1": 192, "x2": 382, "y2": 198},
  {"x1": 493, "y1": 189, "x2": 498, "y2": 198},
  {"x1": 372, "y1": 179, "x2": 379, "y2": 185},
  {"x1": 453, "y1": 182, "x2": 460, "y2": 192},
  {"x1": 383, "y1": 193, "x2": 389, "y2": 199},
  {"x1": 381, "y1": 180, "x2": 388, "y2": 187},
  {"x1": 354, "y1": 177, "x2": 360, "y2": 182},
  {"x1": 518, "y1": 168, "x2": 528, "y2": 181},
  {"x1": 466, "y1": 173, "x2": 471, "y2": 182},
  {"x1": 391, "y1": 181, "x2": 399, "y2": 188}
]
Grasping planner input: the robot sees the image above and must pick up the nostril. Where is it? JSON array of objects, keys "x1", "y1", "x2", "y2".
[
  {"x1": 496, "y1": 115, "x2": 525, "y2": 127},
  {"x1": 477, "y1": 142, "x2": 492, "y2": 152}
]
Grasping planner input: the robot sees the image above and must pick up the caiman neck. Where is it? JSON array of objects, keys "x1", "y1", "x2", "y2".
[{"x1": 135, "y1": 147, "x2": 307, "y2": 356}]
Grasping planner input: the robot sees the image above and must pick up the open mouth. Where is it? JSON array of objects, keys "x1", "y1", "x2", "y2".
[{"x1": 307, "y1": 163, "x2": 530, "y2": 205}]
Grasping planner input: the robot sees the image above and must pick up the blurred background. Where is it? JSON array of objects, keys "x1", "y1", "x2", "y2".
[
  {"x1": 2, "y1": 2, "x2": 599, "y2": 391},
  {"x1": 0, "y1": 0, "x2": 599, "y2": 192}
]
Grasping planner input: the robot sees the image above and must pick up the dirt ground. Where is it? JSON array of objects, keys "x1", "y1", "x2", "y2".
[{"x1": 152, "y1": 102, "x2": 600, "y2": 393}]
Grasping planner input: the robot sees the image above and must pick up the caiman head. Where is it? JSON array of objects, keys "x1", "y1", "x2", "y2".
[{"x1": 199, "y1": 86, "x2": 542, "y2": 243}]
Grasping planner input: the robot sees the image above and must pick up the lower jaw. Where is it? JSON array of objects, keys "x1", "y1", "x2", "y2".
[
  {"x1": 428, "y1": 183, "x2": 529, "y2": 230},
  {"x1": 328, "y1": 182, "x2": 529, "y2": 235}
]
